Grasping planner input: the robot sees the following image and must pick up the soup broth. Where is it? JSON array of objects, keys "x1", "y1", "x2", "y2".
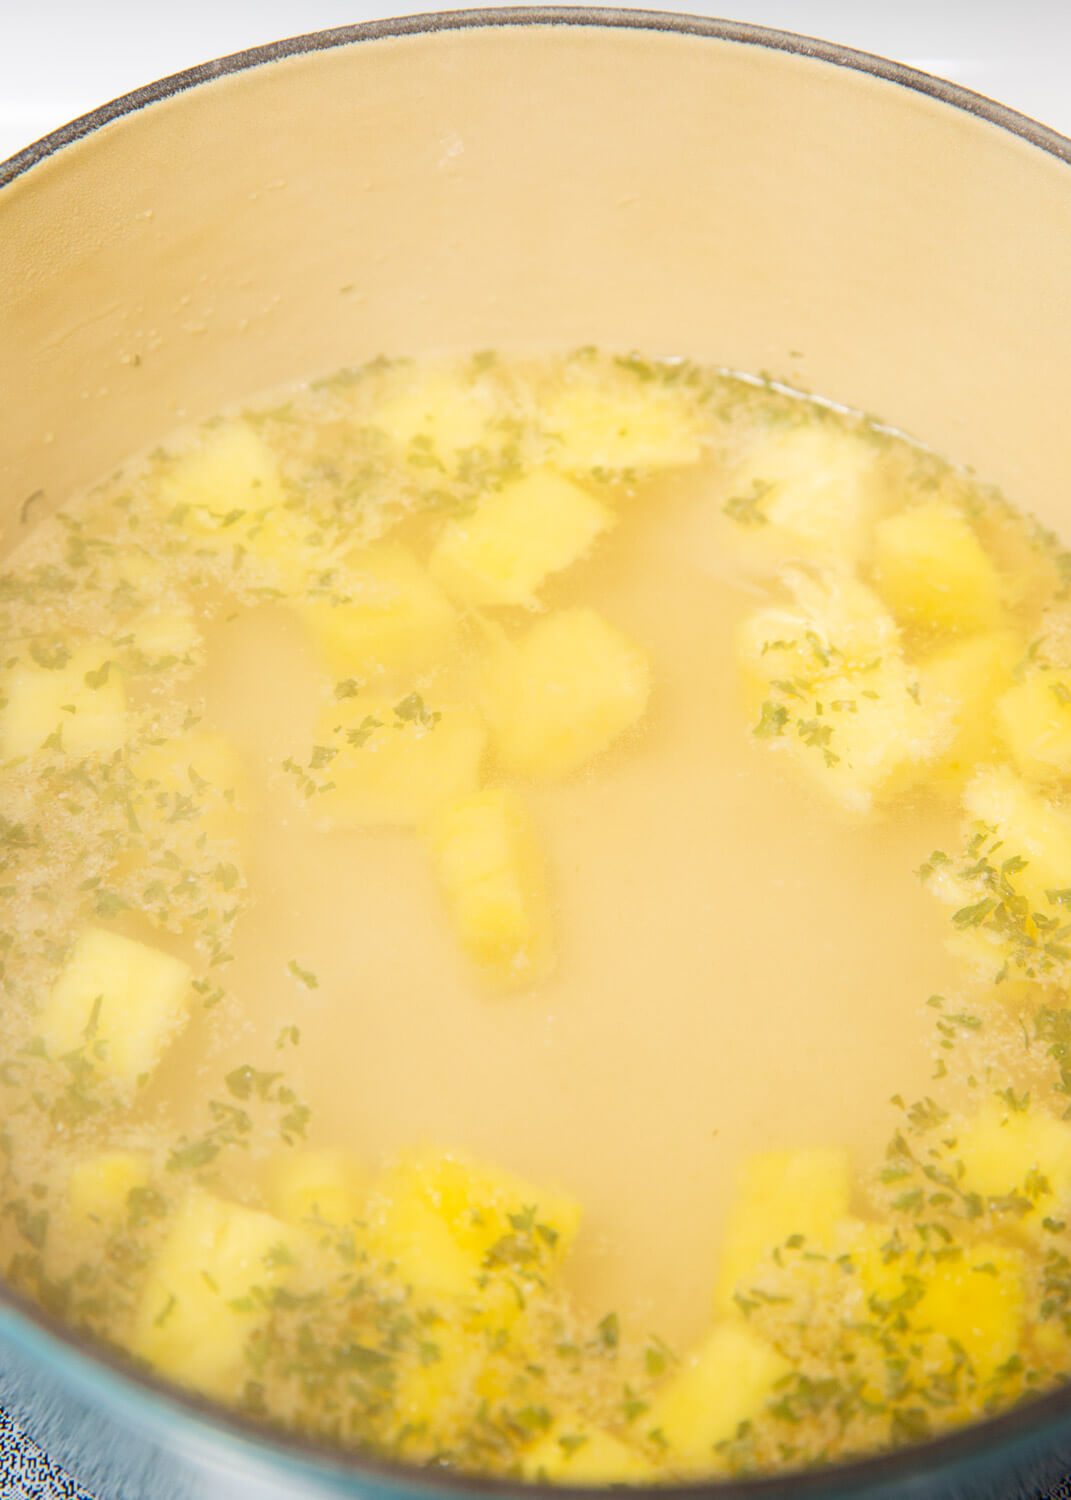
[{"x1": 3, "y1": 349, "x2": 1071, "y2": 1481}]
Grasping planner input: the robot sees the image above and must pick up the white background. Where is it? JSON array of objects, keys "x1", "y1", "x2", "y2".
[{"x1": 3, "y1": 1, "x2": 1071, "y2": 165}]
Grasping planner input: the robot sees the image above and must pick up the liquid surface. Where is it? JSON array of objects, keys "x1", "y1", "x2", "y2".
[{"x1": 3, "y1": 350, "x2": 1071, "y2": 1482}]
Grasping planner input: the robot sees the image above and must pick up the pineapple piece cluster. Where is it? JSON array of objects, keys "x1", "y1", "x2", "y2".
[
  {"x1": 728, "y1": 421, "x2": 1063, "y2": 817},
  {"x1": 155, "y1": 368, "x2": 664, "y2": 992}
]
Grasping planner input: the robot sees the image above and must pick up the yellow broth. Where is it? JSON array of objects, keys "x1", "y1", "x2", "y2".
[{"x1": 2, "y1": 350, "x2": 1071, "y2": 1480}]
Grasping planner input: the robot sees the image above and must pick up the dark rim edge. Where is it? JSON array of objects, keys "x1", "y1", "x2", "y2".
[
  {"x1": 4, "y1": 7, "x2": 1071, "y2": 1497},
  {"x1": 3, "y1": 4, "x2": 1071, "y2": 189}
]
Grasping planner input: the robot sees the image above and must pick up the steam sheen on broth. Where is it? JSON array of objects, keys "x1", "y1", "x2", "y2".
[{"x1": 3, "y1": 349, "x2": 1071, "y2": 1480}]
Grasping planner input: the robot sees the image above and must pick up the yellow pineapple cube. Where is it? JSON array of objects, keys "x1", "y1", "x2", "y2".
[
  {"x1": 873, "y1": 502, "x2": 1004, "y2": 634},
  {"x1": 375, "y1": 367, "x2": 496, "y2": 455},
  {"x1": 159, "y1": 422, "x2": 314, "y2": 591},
  {"x1": 927, "y1": 769, "x2": 1071, "y2": 983},
  {"x1": 924, "y1": 767, "x2": 1071, "y2": 979},
  {"x1": 843, "y1": 1222, "x2": 1025, "y2": 1383},
  {"x1": 996, "y1": 667, "x2": 1071, "y2": 784},
  {"x1": 266, "y1": 1148, "x2": 367, "y2": 1228},
  {"x1": 133, "y1": 729, "x2": 246, "y2": 839},
  {"x1": 366, "y1": 1148, "x2": 581, "y2": 1303},
  {"x1": 715, "y1": 1147, "x2": 851, "y2": 1315},
  {"x1": 2, "y1": 645, "x2": 127, "y2": 760},
  {"x1": 917, "y1": 630, "x2": 1021, "y2": 789},
  {"x1": 917, "y1": 1243, "x2": 1024, "y2": 1381},
  {"x1": 428, "y1": 469, "x2": 613, "y2": 608},
  {"x1": 41, "y1": 927, "x2": 191, "y2": 1088},
  {"x1": 964, "y1": 767, "x2": 1071, "y2": 912},
  {"x1": 958, "y1": 1101, "x2": 1071, "y2": 1233},
  {"x1": 68, "y1": 1149, "x2": 152, "y2": 1228},
  {"x1": 131, "y1": 1191, "x2": 294, "y2": 1399},
  {"x1": 723, "y1": 423, "x2": 884, "y2": 568},
  {"x1": 161, "y1": 420, "x2": 284, "y2": 523},
  {"x1": 295, "y1": 544, "x2": 456, "y2": 678},
  {"x1": 312, "y1": 695, "x2": 486, "y2": 829},
  {"x1": 523, "y1": 1418, "x2": 655, "y2": 1483},
  {"x1": 647, "y1": 1323, "x2": 789, "y2": 1467},
  {"x1": 542, "y1": 371, "x2": 703, "y2": 474},
  {"x1": 737, "y1": 576, "x2": 943, "y2": 815},
  {"x1": 481, "y1": 608, "x2": 650, "y2": 779},
  {"x1": 427, "y1": 789, "x2": 552, "y2": 985}
]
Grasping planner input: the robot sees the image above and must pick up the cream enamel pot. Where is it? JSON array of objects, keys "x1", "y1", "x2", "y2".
[{"x1": 3, "y1": 11, "x2": 1071, "y2": 1499}]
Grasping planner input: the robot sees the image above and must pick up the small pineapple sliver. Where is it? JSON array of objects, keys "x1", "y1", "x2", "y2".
[
  {"x1": 41, "y1": 927, "x2": 192, "y2": 1089},
  {"x1": 917, "y1": 629, "x2": 1022, "y2": 791},
  {"x1": 428, "y1": 788, "x2": 553, "y2": 986}
]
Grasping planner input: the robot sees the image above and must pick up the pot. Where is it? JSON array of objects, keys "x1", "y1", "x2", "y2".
[{"x1": 3, "y1": 11, "x2": 1071, "y2": 1498}]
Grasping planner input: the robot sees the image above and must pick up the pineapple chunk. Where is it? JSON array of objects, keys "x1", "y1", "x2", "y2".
[
  {"x1": 375, "y1": 367, "x2": 496, "y2": 455},
  {"x1": 266, "y1": 1147, "x2": 367, "y2": 1228},
  {"x1": 159, "y1": 422, "x2": 313, "y2": 590},
  {"x1": 523, "y1": 1418, "x2": 655, "y2": 1483},
  {"x1": 715, "y1": 1147, "x2": 851, "y2": 1316},
  {"x1": 963, "y1": 767, "x2": 1071, "y2": 914},
  {"x1": 392, "y1": 1309, "x2": 484, "y2": 1441},
  {"x1": 160, "y1": 420, "x2": 284, "y2": 522},
  {"x1": 996, "y1": 666, "x2": 1071, "y2": 784},
  {"x1": 133, "y1": 729, "x2": 246, "y2": 840},
  {"x1": 366, "y1": 1148, "x2": 581, "y2": 1303},
  {"x1": 958, "y1": 1101, "x2": 1071, "y2": 1233},
  {"x1": 917, "y1": 630, "x2": 1021, "y2": 789},
  {"x1": 68, "y1": 1149, "x2": 152, "y2": 1228},
  {"x1": 481, "y1": 608, "x2": 650, "y2": 779},
  {"x1": 722, "y1": 423, "x2": 884, "y2": 568},
  {"x1": 132, "y1": 1191, "x2": 293, "y2": 1399},
  {"x1": 312, "y1": 695, "x2": 485, "y2": 829},
  {"x1": 738, "y1": 575, "x2": 944, "y2": 814},
  {"x1": 542, "y1": 373, "x2": 703, "y2": 474},
  {"x1": 295, "y1": 544, "x2": 456, "y2": 678},
  {"x1": 926, "y1": 767, "x2": 1071, "y2": 978},
  {"x1": 41, "y1": 927, "x2": 191, "y2": 1088},
  {"x1": 427, "y1": 789, "x2": 552, "y2": 985},
  {"x1": 648, "y1": 1323, "x2": 789, "y2": 1467},
  {"x1": 428, "y1": 469, "x2": 613, "y2": 608},
  {"x1": 873, "y1": 502, "x2": 1004, "y2": 634},
  {"x1": 2, "y1": 645, "x2": 127, "y2": 760},
  {"x1": 916, "y1": 1243, "x2": 1025, "y2": 1380},
  {"x1": 844, "y1": 1222, "x2": 1025, "y2": 1382},
  {"x1": 124, "y1": 609, "x2": 202, "y2": 669}
]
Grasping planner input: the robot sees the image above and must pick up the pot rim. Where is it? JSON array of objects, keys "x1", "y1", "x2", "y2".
[{"x1": 4, "y1": 8, "x2": 1071, "y2": 1497}]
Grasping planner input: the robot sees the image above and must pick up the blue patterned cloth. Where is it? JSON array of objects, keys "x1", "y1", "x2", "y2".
[{"x1": 0, "y1": 1404, "x2": 96, "y2": 1499}]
